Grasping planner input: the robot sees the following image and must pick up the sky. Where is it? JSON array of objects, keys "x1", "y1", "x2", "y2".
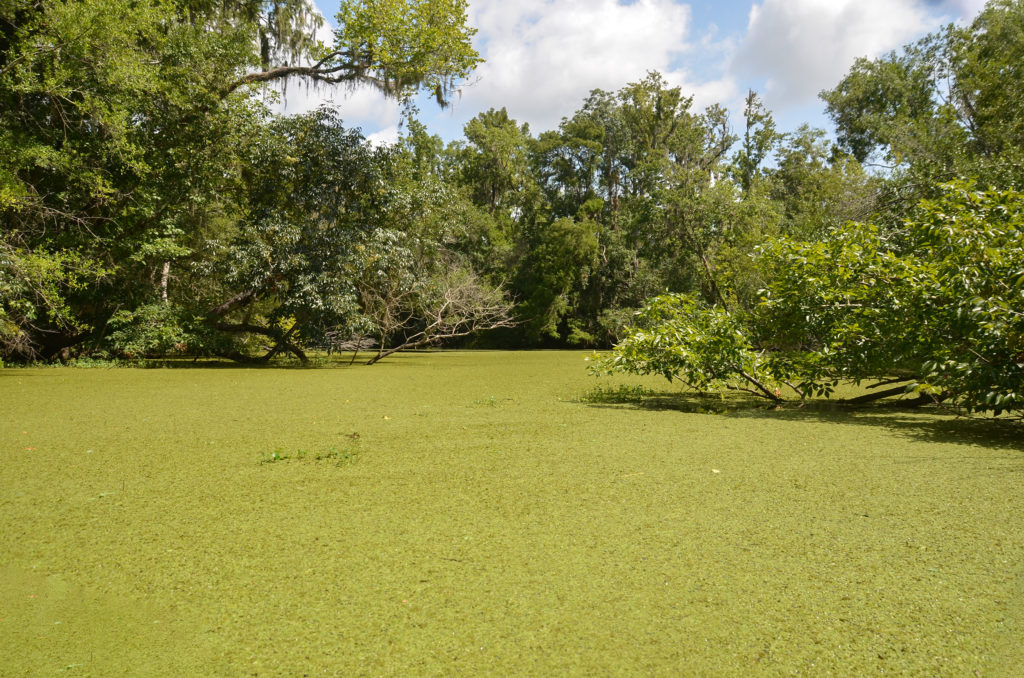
[{"x1": 269, "y1": 0, "x2": 989, "y2": 146}]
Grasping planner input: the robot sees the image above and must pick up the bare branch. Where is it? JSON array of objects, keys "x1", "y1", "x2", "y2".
[{"x1": 364, "y1": 269, "x2": 515, "y2": 365}]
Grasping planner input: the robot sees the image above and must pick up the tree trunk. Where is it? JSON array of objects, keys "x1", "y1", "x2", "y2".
[
  {"x1": 841, "y1": 383, "x2": 914, "y2": 404},
  {"x1": 160, "y1": 261, "x2": 170, "y2": 304}
]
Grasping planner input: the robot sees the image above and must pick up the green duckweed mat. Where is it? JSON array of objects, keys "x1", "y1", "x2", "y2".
[{"x1": 1, "y1": 351, "x2": 1022, "y2": 676}]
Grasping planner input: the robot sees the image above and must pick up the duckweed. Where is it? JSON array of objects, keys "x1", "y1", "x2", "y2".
[{"x1": 1, "y1": 351, "x2": 1022, "y2": 675}]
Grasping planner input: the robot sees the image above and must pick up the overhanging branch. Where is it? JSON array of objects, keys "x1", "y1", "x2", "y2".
[{"x1": 226, "y1": 51, "x2": 400, "y2": 96}]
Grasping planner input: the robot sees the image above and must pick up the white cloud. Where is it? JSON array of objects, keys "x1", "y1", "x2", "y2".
[
  {"x1": 458, "y1": 0, "x2": 735, "y2": 131},
  {"x1": 731, "y1": 0, "x2": 937, "y2": 110},
  {"x1": 365, "y1": 125, "x2": 401, "y2": 147},
  {"x1": 265, "y1": 8, "x2": 401, "y2": 134},
  {"x1": 277, "y1": 1, "x2": 744, "y2": 138},
  {"x1": 267, "y1": 80, "x2": 402, "y2": 143},
  {"x1": 268, "y1": 81, "x2": 398, "y2": 121},
  {"x1": 281, "y1": 0, "x2": 988, "y2": 141}
]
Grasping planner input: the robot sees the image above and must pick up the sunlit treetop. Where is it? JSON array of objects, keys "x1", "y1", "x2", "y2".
[{"x1": 232, "y1": 0, "x2": 482, "y2": 107}]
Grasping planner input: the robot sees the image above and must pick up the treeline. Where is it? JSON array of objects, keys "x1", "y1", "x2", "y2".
[
  {"x1": 2, "y1": 0, "x2": 1022, "y2": 382},
  {"x1": 438, "y1": 79, "x2": 876, "y2": 346}
]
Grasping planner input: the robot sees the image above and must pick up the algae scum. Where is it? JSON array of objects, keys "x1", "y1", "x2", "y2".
[{"x1": 1, "y1": 351, "x2": 1022, "y2": 676}]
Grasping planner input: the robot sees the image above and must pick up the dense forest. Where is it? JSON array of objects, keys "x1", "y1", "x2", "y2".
[{"x1": 2, "y1": 0, "x2": 1022, "y2": 412}]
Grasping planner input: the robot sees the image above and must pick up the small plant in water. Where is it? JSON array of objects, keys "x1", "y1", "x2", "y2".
[
  {"x1": 259, "y1": 444, "x2": 359, "y2": 466},
  {"x1": 471, "y1": 395, "x2": 506, "y2": 407}
]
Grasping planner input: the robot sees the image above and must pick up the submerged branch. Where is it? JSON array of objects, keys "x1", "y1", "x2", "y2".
[
  {"x1": 214, "y1": 321, "x2": 308, "y2": 363},
  {"x1": 841, "y1": 384, "x2": 915, "y2": 404},
  {"x1": 738, "y1": 368, "x2": 783, "y2": 402}
]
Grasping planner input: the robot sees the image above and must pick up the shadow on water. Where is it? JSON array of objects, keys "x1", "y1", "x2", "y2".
[
  {"x1": 142, "y1": 359, "x2": 337, "y2": 370},
  {"x1": 0, "y1": 359, "x2": 313, "y2": 371},
  {"x1": 579, "y1": 384, "x2": 1024, "y2": 453},
  {"x1": 0, "y1": 350, "x2": 453, "y2": 373},
  {"x1": 0, "y1": 359, "x2": 340, "y2": 374}
]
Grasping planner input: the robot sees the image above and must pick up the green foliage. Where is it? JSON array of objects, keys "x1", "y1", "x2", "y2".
[
  {"x1": 517, "y1": 217, "x2": 600, "y2": 341},
  {"x1": 0, "y1": 0, "x2": 261, "y2": 359},
  {"x1": 4, "y1": 0, "x2": 1020, "y2": 383},
  {"x1": 733, "y1": 89, "x2": 781, "y2": 193},
  {"x1": 459, "y1": 108, "x2": 535, "y2": 216},
  {"x1": 230, "y1": 111, "x2": 389, "y2": 315},
  {"x1": 334, "y1": 0, "x2": 481, "y2": 105},
  {"x1": 450, "y1": 72, "x2": 766, "y2": 347},
  {"x1": 0, "y1": 245, "x2": 109, "y2": 358},
  {"x1": 756, "y1": 221, "x2": 924, "y2": 397},
  {"x1": 912, "y1": 184, "x2": 1024, "y2": 414},
  {"x1": 770, "y1": 125, "x2": 878, "y2": 240},
  {"x1": 217, "y1": 112, "x2": 519, "y2": 364},
  {"x1": 104, "y1": 304, "x2": 196, "y2": 358},
  {"x1": 758, "y1": 181, "x2": 1024, "y2": 414},
  {"x1": 822, "y1": 0, "x2": 1024, "y2": 189},
  {"x1": 0, "y1": 0, "x2": 486, "y2": 362},
  {"x1": 602, "y1": 182, "x2": 1024, "y2": 416},
  {"x1": 593, "y1": 293, "x2": 780, "y2": 400}
]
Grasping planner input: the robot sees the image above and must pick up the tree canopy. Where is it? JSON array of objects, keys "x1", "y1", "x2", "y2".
[
  {"x1": 598, "y1": 182, "x2": 1024, "y2": 416},
  {"x1": 231, "y1": 0, "x2": 481, "y2": 106},
  {"x1": 0, "y1": 0, "x2": 486, "y2": 362},
  {"x1": 822, "y1": 0, "x2": 1024, "y2": 190}
]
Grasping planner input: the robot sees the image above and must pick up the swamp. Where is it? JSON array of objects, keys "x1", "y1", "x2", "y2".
[{"x1": 2, "y1": 351, "x2": 1022, "y2": 675}]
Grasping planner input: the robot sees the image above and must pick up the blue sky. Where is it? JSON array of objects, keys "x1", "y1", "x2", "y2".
[{"x1": 274, "y1": 0, "x2": 988, "y2": 145}]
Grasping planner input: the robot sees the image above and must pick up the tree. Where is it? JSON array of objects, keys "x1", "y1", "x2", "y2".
[
  {"x1": 0, "y1": 246, "x2": 109, "y2": 359},
  {"x1": 358, "y1": 262, "x2": 515, "y2": 365},
  {"x1": 592, "y1": 293, "x2": 781, "y2": 401},
  {"x1": 0, "y1": 0, "x2": 257, "y2": 359},
  {"x1": 230, "y1": 0, "x2": 482, "y2": 106},
  {"x1": 769, "y1": 125, "x2": 878, "y2": 241},
  {"x1": 191, "y1": 106, "x2": 515, "y2": 365},
  {"x1": 600, "y1": 182, "x2": 1024, "y2": 417},
  {"x1": 0, "y1": 0, "x2": 484, "y2": 362},
  {"x1": 515, "y1": 216, "x2": 600, "y2": 342},
  {"x1": 200, "y1": 109, "x2": 395, "y2": 362},
  {"x1": 758, "y1": 181, "x2": 1024, "y2": 415},
  {"x1": 505, "y1": 73, "x2": 743, "y2": 346},
  {"x1": 822, "y1": 0, "x2": 1024, "y2": 189},
  {"x1": 459, "y1": 108, "x2": 534, "y2": 216},
  {"x1": 733, "y1": 90, "x2": 780, "y2": 194}
]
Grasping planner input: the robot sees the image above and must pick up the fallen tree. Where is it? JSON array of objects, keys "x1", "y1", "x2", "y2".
[
  {"x1": 360, "y1": 267, "x2": 515, "y2": 365},
  {"x1": 596, "y1": 182, "x2": 1024, "y2": 418}
]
